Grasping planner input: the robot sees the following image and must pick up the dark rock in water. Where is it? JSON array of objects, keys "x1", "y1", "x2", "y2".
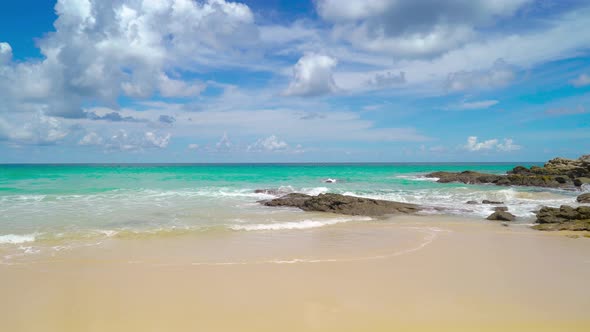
[
  {"x1": 262, "y1": 193, "x2": 311, "y2": 209},
  {"x1": 254, "y1": 188, "x2": 292, "y2": 196},
  {"x1": 466, "y1": 200, "x2": 478, "y2": 205},
  {"x1": 482, "y1": 200, "x2": 504, "y2": 205},
  {"x1": 574, "y1": 177, "x2": 590, "y2": 187},
  {"x1": 427, "y1": 171, "x2": 503, "y2": 184},
  {"x1": 261, "y1": 193, "x2": 421, "y2": 216},
  {"x1": 576, "y1": 193, "x2": 590, "y2": 203},
  {"x1": 494, "y1": 206, "x2": 509, "y2": 212},
  {"x1": 487, "y1": 211, "x2": 515, "y2": 221},
  {"x1": 533, "y1": 205, "x2": 590, "y2": 231},
  {"x1": 425, "y1": 155, "x2": 590, "y2": 189}
]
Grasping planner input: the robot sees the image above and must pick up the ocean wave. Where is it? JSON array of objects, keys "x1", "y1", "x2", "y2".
[
  {"x1": 230, "y1": 217, "x2": 371, "y2": 231},
  {"x1": 0, "y1": 234, "x2": 37, "y2": 244},
  {"x1": 395, "y1": 175, "x2": 439, "y2": 182}
]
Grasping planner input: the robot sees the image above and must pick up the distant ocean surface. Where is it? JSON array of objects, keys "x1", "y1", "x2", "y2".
[{"x1": 0, "y1": 163, "x2": 583, "y2": 253}]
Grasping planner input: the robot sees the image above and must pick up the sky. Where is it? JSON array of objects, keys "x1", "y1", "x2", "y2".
[{"x1": 0, "y1": 0, "x2": 589, "y2": 163}]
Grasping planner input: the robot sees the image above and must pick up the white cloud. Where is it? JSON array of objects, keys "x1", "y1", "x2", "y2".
[
  {"x1": 496, "y1": 138, "x2": 521, "y2": 152},
  {"x1": 215, "y1": 132, "x2": 232, "y2": 151},
  {"x1": 188, "y1": 143, "x2": 199, "y2": 150},
  {"x1": 158, "y1": 74, "x2": 206, "y2": 98},
  {"x1": 0, "y1": 112, "x2": 69, "y2": 145},
  {"x1": 248, "y1": 135, "x2": 289, "y2": 152},
  {"x1": 284, "y1": 53, "x2": 338, "y2": 97},
  {"x1": 445, "y1": 59, "x2": 515, "y2": 92},
  {"x1": 78, "y1": 132, "x2": 103, "y2": 146},
  {"x1": 0, "y1": 42, "x2": 12, "y2": 64},
  {"x1": 451, "y1": 100, "x2": 499, "y2": 110},
  {"x1": 316, "y1": 0, "x2": 532, "y2": 58},
  {"x1": 0, "y1": 0, "x2": 258, "y2": 118},
  {"x1": 571, "y1": 73, "x2": 590, "y2": 87},
  {"x1": 464, "y1": 136, "x2": 521, "y2": 152},
  {"x1": 78, "y1": 129, "x2": 170, "y2": 151}
]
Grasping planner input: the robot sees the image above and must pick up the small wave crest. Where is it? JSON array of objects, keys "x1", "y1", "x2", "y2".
[
  {"x1": 0, "y1": 234, "x2": 36, "y2": 244},
  {"x1": 230, "y1": 216, "x2": 371, "y2": 231}
]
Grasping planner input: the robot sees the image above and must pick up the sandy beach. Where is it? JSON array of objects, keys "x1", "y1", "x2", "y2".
[{"x1": 2, "y1": 215, "x2": 589, "y2": 332}]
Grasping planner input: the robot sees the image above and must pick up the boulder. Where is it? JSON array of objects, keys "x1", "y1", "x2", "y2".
[
  {"x1": 261, "y1": 193, "x2": 422, "y2": 216},
  {"x1": 573, "y1": 177, "x2": 590, "y2": 187},
  {"x1": 482, "y1": 200, "x2": 504, "y2": 205},
  {"x1": 262, "y1": 193, "x2": 311, "y2": 209},
  {"x1": 532, "y1": 205, "x2": 590, "y2": 231},
  {"x1": 466, "y1": 200, "x2": 478, "y2": 205},
  {"x1": 487, "y1": 211, "x2": 515, "y2": 221},
  {"x1": 577, "y1": 193, "x2": 590, "y2": 203},
  {"x1": 494, "y1": 206, "x2": 509, "y2": 212}
]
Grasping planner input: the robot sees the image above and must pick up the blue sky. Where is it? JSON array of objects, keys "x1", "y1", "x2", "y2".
[{"x1": 0, "y1": 0, "x2": 589, "y2": 163}]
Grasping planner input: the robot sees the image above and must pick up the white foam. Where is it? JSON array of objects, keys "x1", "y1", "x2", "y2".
[
  {"x1": 230, "y1": 217, "x2": 370, "y2": 231},
  {"x1": 300, "y1": 187, "x2": 329, "y2": 196},
  {"x1": 396, "y1": 175, "x2": 439, "y2": 182},
  {"x1": 0, "y1": 234, "x2": 36, "y2": 244}
]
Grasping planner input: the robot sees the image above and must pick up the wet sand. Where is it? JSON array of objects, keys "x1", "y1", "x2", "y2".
[{"x1": 1, "y1": 215, "x2": 590, "y2": 331}]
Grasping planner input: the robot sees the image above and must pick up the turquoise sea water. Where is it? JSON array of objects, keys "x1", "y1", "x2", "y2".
[{"x1": 0, "y1": 163, "x2": 582, "y2": 251}]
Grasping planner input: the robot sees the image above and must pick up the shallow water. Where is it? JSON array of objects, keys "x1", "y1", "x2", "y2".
[{"x1": 0, "y1": 163, "x2": 584, "y2": 260}]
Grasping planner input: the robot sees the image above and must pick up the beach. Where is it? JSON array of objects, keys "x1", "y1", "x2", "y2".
[
  {"x1": 1, "y1": 164, "x2": 589, "y2": 331},
  {"x1": 2, "y1": 215, "x2": 590, "y2": 331}
]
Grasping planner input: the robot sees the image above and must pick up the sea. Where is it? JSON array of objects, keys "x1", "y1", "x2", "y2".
[{"x1": 0, "y1": 163, "x2": 585, "y2": 261}]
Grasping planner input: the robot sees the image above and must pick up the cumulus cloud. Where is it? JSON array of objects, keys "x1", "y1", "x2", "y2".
[
  {"x1": 570, "y1": 73, "x2": 590, "y2": 87},
  {"x1": 0, "y1": 0, "x2": 257, "y2": 118},
  {"x1": 248, "y1": 135, "x2": 289, "y2": 152},
  {"x1": 316, "y1": 0, "x2": 532, "y2": 57},
  {"x1": 445, "y1": 59, "x2": 515, "y2": 92},
  {"x1": 284, "y1": 53, "x2": 338, "y2": 97},
  {"x1": 0, "y1": 112, "x2": 69, "y2": 145},
  {"x1": 78, "y1": 130, "x2": 170, "y2": 151},
  {"x1": 188, "y1": 143, "x2": 199, "y2": 150},
  {"x1": 0, "y1": 42, "x2": 12, "y2": 64},
  {"x1": 464, "y1": 136, "x2": 521, "y2": 152}
]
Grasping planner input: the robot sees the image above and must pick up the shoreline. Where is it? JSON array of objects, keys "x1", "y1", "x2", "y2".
[{"x1": 2, "y1": 215, "x2": 590, "y2": 331}]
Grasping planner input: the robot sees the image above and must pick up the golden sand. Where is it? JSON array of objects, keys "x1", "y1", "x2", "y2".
[{"x1": 1, "y1": 216, "x2": 589, "y2": 332}]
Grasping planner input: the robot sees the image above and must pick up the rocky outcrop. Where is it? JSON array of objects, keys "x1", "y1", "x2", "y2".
[
  {"x1": 426, "y1": 155, "x2": 590, "y2": 189},
  {"x1": 577, "y1": 193, "x2": 590, "y2": 203},
  {"x1": 487, "y1": 210, "x2": 515, "y2": 221},
  {"x1": 260, "y1": 193, "x2": 422, "y2": 216},
  {"x1": 532, "y1": 205, "x2": 590, "y2": 231}
]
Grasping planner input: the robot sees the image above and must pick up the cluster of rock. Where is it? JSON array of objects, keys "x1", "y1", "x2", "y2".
[
  {"x1": 260, "y1": 193, "x2": 421, "y2": 216},
  {"x1": 533, "y1": 206, "x2": 590, "y2": 231},
  {"x1": 426, "y1": 155, "x2": 590, "y2": 189}
]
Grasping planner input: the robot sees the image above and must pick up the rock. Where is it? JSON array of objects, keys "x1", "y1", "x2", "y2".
[
  {"x1": 262, "y1": 193, "x2": 311, "y2": 209},
  {"x1": 494, "y1": 206, "x2": 509, "y2": 212},
  {"x1": 323, "y1": 178, "x2": 337, "y2": 183},
  {"x1": 532, "y1": 205, "x2": 590, "y2": 231},
  {"x1": 573, "y1": 177, "x2": 590, "y2": 187},
  {"x1": 466, "y1": 200, "x2": 478, "y2": 205},
  {"x1": 425, "y1": 155, "x2": 590, "y2": 189},
  {"x1": 486, "y1": 211, "x2": 516, "y2": 221},
  {"x1": 261, "y1": 193, "x2": 422, "y2": 216},
  {"x1": 482, "y1": 200, "x2": 504, "y2": 205},
  {"x1": 426, "y1": 171, "x2": 502, "y2": 184},
  {"x1": 577, "y1": 193, "x2": 590, "y2": 203}
]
